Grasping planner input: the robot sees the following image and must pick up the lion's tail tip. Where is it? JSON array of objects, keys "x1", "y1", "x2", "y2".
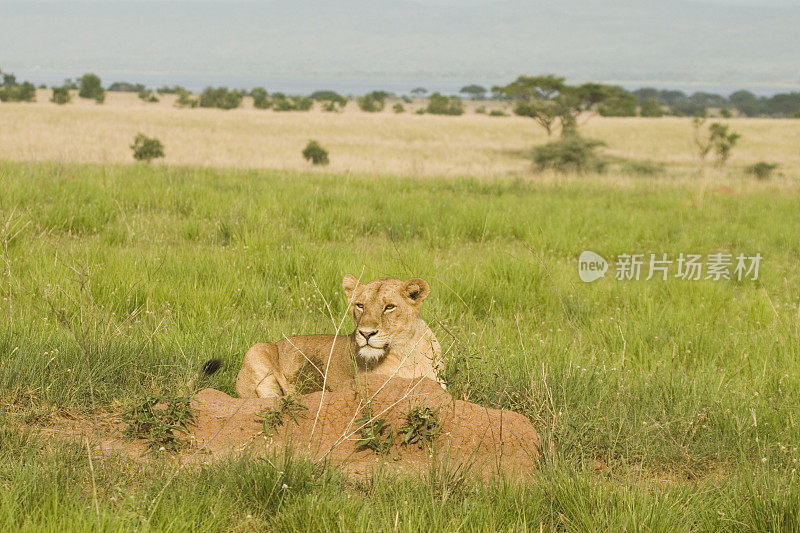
[{"x1": 200, "y1": 358, "x2": 224, "y2": 376}]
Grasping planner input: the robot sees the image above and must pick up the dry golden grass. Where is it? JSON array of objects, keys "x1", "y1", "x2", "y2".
[{"x1": 0, "y1": 89, "x2": 798, "y2": 178}]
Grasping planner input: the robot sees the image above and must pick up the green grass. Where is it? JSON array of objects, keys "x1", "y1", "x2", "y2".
[{"x1": 1, "y1": 160, "x2": 800, "y2": 530}]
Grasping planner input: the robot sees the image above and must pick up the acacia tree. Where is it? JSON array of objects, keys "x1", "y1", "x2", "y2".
[
  {"x1": 459, "y1": 84, "x2": 487, "y2": 100},
  {"x1": 495, "y1": 75, "x2": 613, "y2": 136}
]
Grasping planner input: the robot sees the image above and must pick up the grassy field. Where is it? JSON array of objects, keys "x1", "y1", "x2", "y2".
[
  {"x1": 1, "y1": 149, "x2": 800, "y2": 530},
  {"x1": 1, "y1": 90, "x2": 799, "y2": 178}
]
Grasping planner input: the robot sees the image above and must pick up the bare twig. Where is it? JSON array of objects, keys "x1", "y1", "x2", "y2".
[
  {"x1": 308, "y1": 266, "x2": 365, "y2": 447},
  {"x1": 85, "y1": 435, "x2": 100, "y2": 525}
]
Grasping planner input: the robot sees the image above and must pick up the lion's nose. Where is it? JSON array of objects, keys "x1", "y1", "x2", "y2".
[{"x1": 359, "y1": 329, "x2": 378, "y2": 341}]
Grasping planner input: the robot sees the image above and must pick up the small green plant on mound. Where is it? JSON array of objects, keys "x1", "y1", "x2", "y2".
[
  {"x1": 256, "y1": 394, "x2": 308, "y2": 436},
  {"x1": 399, "y1": 406, "x2": 441, "y2": 449},
  {"x1": 354, "y1": 405, "x2": 395, "y2": 456},
  {"x1": 746, "y1": 161, "x2": 779, "y2": 180},
  {"x1": 488, "y1": 109, "x2": 507, "y2": 117},
  {"x1": 130, "y1": 134, "x2": 165, "y2": 162},
  {"x1": 392, "y1": 103, "x2": 405, "y2": 113},
  {"x1": 121, "y1": 393, "x2": 194, "y2": 453},
  {"x1": 532, "y1": 134, "x2": 606, "y2": 174},
  {"x1": 302, "y1": 140, "x2": 329, "y2": 165}
]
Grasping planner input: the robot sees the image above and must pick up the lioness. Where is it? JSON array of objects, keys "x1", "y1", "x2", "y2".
[{"x1": 234, "y1": 274, "x2": 443, "y2": 398}]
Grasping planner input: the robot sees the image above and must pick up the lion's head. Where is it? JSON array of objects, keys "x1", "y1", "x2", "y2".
[{"x1": 341, "y1": 274, "x2": 431, "y2": 362}]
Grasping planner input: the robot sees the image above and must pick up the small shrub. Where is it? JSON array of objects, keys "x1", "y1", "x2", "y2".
[
  {"x1": 426, "y1": 92, "x2": 464, "y2": 116},
  {"x1": 137, "y1": 88, "x2": 159, "y2": 103},
  {"x1": 130, "y1": 133, "x2": 165, "y2": 162},
  {"x1": 488, "y1": 109, "x2": 507, "y2": 117},
  {"x1": 392, "y1": 103, "x2": 405, "y2": 113},
  {"x1": 121, "y1": 393, "x2": 194, "y2": 453},
  {"x1": 78, "y1": 73, "x2": 105, "y2": 103},
  {"x1": 50, "y1": 86, "x2": 70, "y2": 105},
  {"x1": 475, "y1": 106, "x2": 486, "y2": 114},
  {"x1": 250, "y1": 87, "x2": 272, "y2": 109},
  {"x1": 621, "y1": 159, "x2": 665, "y2": 176},
  {"x1": 302, "y1": 140, "x2": 329, "y2": 165},
  {"x1": 532, "y1": 134, "x2": 606, "y2": 174},
  {"x1": 273, "y1": 93, "x2": 313, "y2": 112},
  {"x1": 357, "y1": 91, "x2": 389, "y2": 112},
  {"x1": 311, "y1": 90, "x2": 346, "y2": 112},
  {"x1": 415, "y1": 108, "x2": 425, "y2": 115},
  {"x1": 746, "y1": 162, "x2": 779, "y2": 180},
  {"x1": 693, "y1": 118, "x2": 741, "y2": 167},
  {"x1": 199, "y1": 86, "x2": 244, "y2": 110},
  {"x1": 0, "y1": 74, "x2": 36, "y2": 102},
  {"x1": 174, "y1": 87, "x2": 198, "y2": 108}
]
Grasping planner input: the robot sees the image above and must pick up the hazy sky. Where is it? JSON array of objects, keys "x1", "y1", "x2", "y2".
[{"x1": 2, "y1": 0, "x2": 799, "y2": 91}]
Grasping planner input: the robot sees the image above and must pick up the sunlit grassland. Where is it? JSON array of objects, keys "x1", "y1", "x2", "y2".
[
  {"x1": 1, "y1": 90, "x2": 799, "y2": 179},
  {"x1": 1, "y1": 160, "x2": 800, "y2": 530}
]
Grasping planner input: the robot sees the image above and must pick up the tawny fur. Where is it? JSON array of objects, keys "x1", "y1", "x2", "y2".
[{"x1": 235, "y1": 274, "x2": 443, "y2": 398}]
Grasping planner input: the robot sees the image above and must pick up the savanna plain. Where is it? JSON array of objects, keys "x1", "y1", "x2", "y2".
[{"x1": 1, "y1": 92, "x2": 800, "y2": 531}]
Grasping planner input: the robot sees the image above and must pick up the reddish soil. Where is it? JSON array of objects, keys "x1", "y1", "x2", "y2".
[
  {"x1": 189, "y1": 375, "x2": 541, "y2": 478},
  {"x1": 20, "y1": 375, "x2": 541, "y2": 478}
]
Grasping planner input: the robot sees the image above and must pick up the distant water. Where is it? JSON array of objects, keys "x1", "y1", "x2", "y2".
[{"x1": 12, "y1": 70, "x2": 796, "y2": 97}]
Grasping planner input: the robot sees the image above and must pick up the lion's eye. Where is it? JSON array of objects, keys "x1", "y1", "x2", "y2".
[
  {"x1": 384, "y1": 304, "x2": 396, "y2": 312},
  {"x1": 354, "y1": 303, "x2": 364, "y2": 311}
]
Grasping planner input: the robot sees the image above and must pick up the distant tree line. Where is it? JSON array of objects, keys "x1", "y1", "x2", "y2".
[
  {"x1": 2, "y1": 69, "x2": 798, "y2": 119},
  {"x1": 632, "y1": 88, "x2": 800, "y2": 118},
  {"x1": 492, "y1": 76, "x2": 800, "y2": 120}
]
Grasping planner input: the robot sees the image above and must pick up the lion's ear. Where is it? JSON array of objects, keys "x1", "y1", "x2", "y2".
[
  {"x1": 402, "y1": 278, "x2": 430, "y2": 307},
  {"x1": 342, "y1": 274, "x2": 361, "y2": 301}
]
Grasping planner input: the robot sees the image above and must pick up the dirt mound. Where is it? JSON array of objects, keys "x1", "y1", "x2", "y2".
[{"x1": 190, "y1": 375, "x2": 540, "y2": 477}]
